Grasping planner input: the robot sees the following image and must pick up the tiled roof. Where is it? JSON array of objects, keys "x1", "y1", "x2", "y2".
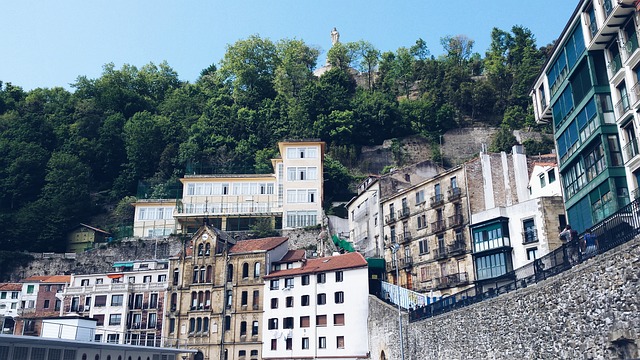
[
  {"x1": 264, "y1": 252, "x2": 367, "y2": 279},
  {"x1": 274, "y1": 250, "x2": 306, "y2": 264},
  {"x1": 230, "y1": 237, "x2": 288, "y2": 253},
  {"x1": 21, "y1": 275, "x2": 70, "y2": 284},
  {"x1": 0, "y1": 283, "x2": 22, "y2": 291},
  {"x1": 78, "y1": 223, "x2": 111, "y2": 235}
]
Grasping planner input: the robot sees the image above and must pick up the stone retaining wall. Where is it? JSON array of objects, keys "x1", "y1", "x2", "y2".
[{"x1": 368, "y1": 237, "x2": 640, "y2": 359}]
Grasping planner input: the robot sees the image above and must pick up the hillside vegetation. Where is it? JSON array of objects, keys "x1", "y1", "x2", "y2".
[{"x1": 0, "y1": 26, "x2": 552, "y2": 253}]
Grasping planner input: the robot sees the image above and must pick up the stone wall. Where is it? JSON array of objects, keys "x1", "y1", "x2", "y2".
[
  {"x1": 442, "y1": 127, "x2": 498, "y2": 165},
  {"x1": 368, "y1": 236, "x2": 640, "y2": 359}
]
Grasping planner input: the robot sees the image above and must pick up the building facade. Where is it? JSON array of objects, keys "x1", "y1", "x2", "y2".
[
  {"x1": 164, "y1": 225, "x2": 289, "y2": 360},
  {"x1": 531, "y1": 0, "x2": 639, "y2": 232},
  {"x1": 346, "y1": 176, "x2": 382, "y2": 258},
  {"x1": 381, "y1": 166, "x2": 473, "y2": 298},
  {"x1": 14, "y1": 276, "x2": 69, "y2": 336},
  {"x1": 66, "y1": 223, "x2": 111, "y2": 253},
  {"x1": 61, "y1": 260, "x2": 169, "y2": 346},
  {"x1": 0, "y1": 283, "x2": 21, "y2": 334},
  {"x1": 261, "y1": 252, "x2": 369, "y2": 360},
  {"x1": 133, "y1": 140, "x2": 325, "y2": 237}
]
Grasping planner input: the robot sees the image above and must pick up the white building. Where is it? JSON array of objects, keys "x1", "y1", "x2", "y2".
[
  {"x1": 346, "y1": 176, "x2": 382, "y2": 258},
  {"x1": 261, "y1": 252, "x2": 369, "y2": 360},
  {"x1": 133, "y1": 140, "x2": 325, "y2": 237},
  {"x1": 61, "y1": 260, "x2": 169, "y2": 345},
  {"x1": 0, "y1": 283, "x2": 21, "y2": 334}
]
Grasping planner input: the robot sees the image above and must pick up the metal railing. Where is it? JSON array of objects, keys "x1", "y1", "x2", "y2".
[
  {"x1": 608, "y1": 54, "x2": 622, "y2": 75},
  {"x1": 448, "y1": 214, "x2": 464, "y2": 228},
  {"x1": 431, "y1": 220, "x2": 446, "y2": 233},
  {"x1": 398, "y1": 207, "x2": 410, "y2": 219},
  {"x1": 430, "y1": 194, "x2": 444, "y2": 207},
  {"x1": 405, "y1": 196, "x2": 640, "y2": 322},
  {"x1": 623, "y1": 138, "x2": 640, "y2": 164},
  {"x1": 615, "y1": 93, "x2": 630, "y2": 120},
  {"x1": 447, "y1": 187, "x2": 462, "y2": 201}
]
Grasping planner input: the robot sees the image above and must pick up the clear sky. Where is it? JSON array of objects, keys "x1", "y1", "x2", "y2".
[{"x1": 0, "y1": 0, "x2": 579, "y2": 91}]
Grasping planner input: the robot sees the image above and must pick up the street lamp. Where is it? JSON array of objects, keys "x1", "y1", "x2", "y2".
[{"x1": 390, "y1": 242, "x2": 405, "y2": 360}]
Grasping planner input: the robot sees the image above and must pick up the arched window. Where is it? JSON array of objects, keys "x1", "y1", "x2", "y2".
[
  {"x1": 203, "y1": 317, "x2": 209, "y2": 332},
  {"x1": 198, "y1": 291, "x2": 204, "y2": 309},
  {"x1": 206, "y1": 265, "x2": 212, "y2": 283},
  {"x1": 173, "y1": 268, "x2": 179, "y2": 285},
  {"x1": 189, "y1": 318, "x2": 195, "y2": 333},
  {"x1": 192, "y1": 267, "x2": 198, "y2": 283},
  {"x1": 191, "y1": 292, "x2": 197, "y2": 309},
  {"x1": 199, "y1": 267, "x2": 206, "y2": 283},
  {"x1": 205, "y1": 243, "x2": 211, "y2": 256},
  {"x1": 196, "y1": 317, "x2": 202, "y2": 332},
  {"x1": 205, "y1": 291, "x2": 211, "y2": 309},
  {"x1": 227, "y1": 264, "x2": 233, "y2": 283},
  {"x1": 254, "y1": 262, "x2": 261, "y2": 278},
  {"x1": 242, "y1": 263, "x2": 249, "y2": 278},
  {"x1": 197, "y1": 243, "x2": 204, "y2": 256},
  {"x1": 95, "y1": 355, "x2": 100, "y2": 360}
]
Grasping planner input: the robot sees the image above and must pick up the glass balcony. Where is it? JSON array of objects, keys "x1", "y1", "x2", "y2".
[{"x1": 625, "y1": 33, "x2": 639, "y2": 56}]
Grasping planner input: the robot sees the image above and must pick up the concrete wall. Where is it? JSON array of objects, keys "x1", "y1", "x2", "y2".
[{"x1": 369, "y1": 236, "x2": 640, "y2": 359}]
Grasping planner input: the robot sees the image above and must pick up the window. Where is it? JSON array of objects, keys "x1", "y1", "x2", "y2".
[
  {"x1": 148, "y1": 313, "x2": 157, "y2": 329},
  {"x1": 334, "y1": 313, "x2": 345, "y2": 326},
  {"x1": 95, "y1": 278, "x2": 103, "y2": 284},
  {"x1": 271, "y1": 298, "x2": 278, "y2": 309},
  {"x1": 419, "y1": 238, "x2": 429, "y2": 254},
  {"x1": 111, "y1": 295, "x2": 123, "y2": 306},
  {"x1": 94, "y1": 295, "x2": 107, "y2": 307},
  {"x1": 253, "y1": 290, "x2": 260, "y2": 309},
  {"x1": 301, "y1": 275, "x2": 310, "y2": 285},
  {"x1": 252, "y1": 320, "x2": 259, "y2": 336},
  {"x1": 286, "y1": 338, "x2": 293, "y2": 350},
  {"x1": 169, "y1": 318, "x2": 175, "y2": 333},
  {"x1": 548, "y1": 169, "x2": 556, "y2": 183},
  {"x1": 337, "y1": 336, "x2": 345, "y2": 349},
  {"x1": 284, "y1": 278, "x2": 294, "y2": 288},
  {"x1": 301, "y1": 295, "x2": 310, "y2": 306},
  {"x1": 317, "y1": 293, "x2": 326, "y2": 305},
  {"x1": 271, "y1": 339, "x2": 277, "y2": 351},
  {"x1": 241, "y1": 291, "x2": 248, "y2": 306},
  {"x1": 143, "y1": 275, "x2": 151, "y2": 283},
  {"x1": 242, "y1": 263, "x2": 249, "y2": 278},
  {"x1": 109, "y1": 314, "x2": 121, "y2": 325},
  {"x1": 286, "y1": 296, "x2": 294, "y2": 307},
  {"x1": 415, "y1": 190, "x2": 425, "y2": 204},
  {"x1": 302, "y1": 337, "x2": 310, "y2": 350},
  {"x1": 240, "y1": 321, "x2": 247, "y2": 336},
  {"x1": 158, "y1": 274, "x2": 166, "y2": 282},
  {"x1": 286, "y1": 210, "x2": 318, "y2": 228},
  {"x1": 107, "y1": 334, "x2": 120, "y2": 344},
  {"x1": 133, "y1": 294, "x2": 143, "y2": 309},
  {"x1": 527, "y1": 247, "x2": 539, "y2": 261},
  {"x1": 417, "y1": 214, "x2": 427, "y2": 229},
  {"x1": 283, "y1": 317, "x2": 294, "y2": 329},
  {"x1": 81, "y1": 279, "x2": 90, "y2": 286},
  {"x1": 226, "y1": 290, "x2": 232, "y2": 308},
  {"x1": 317, "y1": 273, "x2": 326, "y2": 284},
  {"x1": 539, "y1": 174, "x2": 546, "y2": 188},
  {"x1": 335, "y1": 291, "x2": 344, "y2": 304},
  {"x1": 225, "y1": 316, "x2": 231, "y2": 331},
  {"x1": 316, "y1": 315, "x2": 327, "y2": 326},
  {"x1": 270, "y1": 280, "x2": 279, "y2": 290},
  {"x1": 0, "y1": 292, "x2": 5, "y2": 299},
  {"x1": 319, "y1": 336, "x2": 327, "y2": 349},
  {"x1": 27, "y1": 285, "x2": 34, "y2": 294},
  {"x1": 254, "y1": 262, "x2": 261, "y2": 278},
  {"x1": 300, "y1": 316, "x2": 310, "y2": 328},
  {"x1": 150, "y1": 293, "x2": 158, "y2": 309},
  {"x1": 335, "y1": 271, "x2": 343, "y2": 282},
  {"x1": 608, "y1": 135, "x2": 623, "y2": 167},
  {"x1": 239, "y1": 350, "x2": 246, "y2": 358},
  {"x1": 227, "y1": 264, "x2": 233, "y2": 282},
  {"x1": 43, "y1": 299, "x2": 50, "y2": 309},
  {"x1": 268, "y1": 318, "x2": 278, "y2": 330}
]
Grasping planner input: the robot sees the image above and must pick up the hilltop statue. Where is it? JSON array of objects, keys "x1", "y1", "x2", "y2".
[{"x1": 331, "y1": 27, "x2": 340, "y2": 45}]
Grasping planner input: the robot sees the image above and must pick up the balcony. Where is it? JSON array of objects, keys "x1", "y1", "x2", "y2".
[
  {"x1": 431, "y1": 220, "x2": 446, "y2": 233},
  {"x1": 522, "y1": 229, "x2": 538, "y2": 244},
  {"x1": 447, "y1": 240, "x2": 467, "y2": 256},
  {"x1": 448, "y1": 214, "x2": 464, "y2": 228},
  {"x1": 433, "y1": 246, "x2": 448, "y2": 260},
  {"x1": 385, "y1": 214, "x2": 397, "y2": 225},
  {"x1": 397, "y1": 207, "x2": 410, "y2": 219},
  {"x1": 398, "y1": 232, "x2": 412, "y2": 244},
  {"x1": 625, "y1": 34, "x2": 639, "y2": 57},
  {"x1": 430, "y1": 194, "x2": 444, "y2": 208},
  {"x1": 608, "y1": 53, "x2": 623, "y2": 76},
  {"x1": 386, "y1": 261, "x2": 398, "y2": 272},
  {"x1": 434, "y1": 272, "x2": 469, "y2": 290},
  {"x1": 623, "y1": 138, "x2": 640, "y2": 164},
  {"x1": 447, "y1": 187, "x2": 462, "y2": 201},
  {"x1": 615, "y1": 93, "x2": 630, "y2": 120},
  {"x1": 400, "y1": 256, "x2": 413, "y2": 269}
]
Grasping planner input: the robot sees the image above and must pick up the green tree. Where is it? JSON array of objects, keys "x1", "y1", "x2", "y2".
[{"x1": 489, "y1": 127, "x2": 518, "y2": 153}]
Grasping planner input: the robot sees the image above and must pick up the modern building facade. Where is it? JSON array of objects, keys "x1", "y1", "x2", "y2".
[
  {"x1": 133, "y1": 140, "x2": 325, "y2": 237},
  {"x1": 261, "y1": 252, "x2": 369, "y2": 360},
  {"x1": 381, "y1": 166, "x2": 473, "y2": 298},
  {"x1": 60, "y1": 260, "x2": 169, "y2": 346},
  {"x1": 531, "y1": 0, "x2": 639, "y2": 232},
  {"x1": 164, "y1": 225, "x2": 289, "y2": 360}
]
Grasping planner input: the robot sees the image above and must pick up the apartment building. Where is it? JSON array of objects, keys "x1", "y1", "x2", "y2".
[
  {"x1": 261, "y1": 252, "x2": 369, "y2": 360},
  {"x1": 0, "y1": 283, "x2": 21, "y2": 334},
  {"x1": 381, "y1": 166, "x2": 473, "y2": 297},
  {"x1": 14, "y1": 276, "x2": 69, "y2": 336},
  {"x1": 466, "y1": 147, "x2": 566, "y2": 289},
  {"x1": 165, "y1": 225, "x2": 289, "y2": 360},
  {"x1": 133, "y1": 140, "x2": 325, "y2": 237},
  {"x1": 60, "y1": 260, "x2": 169, "y2": 345},
  {"x1": 531, "y1": 0, "x2": 639, "y2": 232}
]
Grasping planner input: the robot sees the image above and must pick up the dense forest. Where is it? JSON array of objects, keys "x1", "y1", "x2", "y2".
[{"x1": 0, "y1": 25, "x2": 552, "y2": 259}]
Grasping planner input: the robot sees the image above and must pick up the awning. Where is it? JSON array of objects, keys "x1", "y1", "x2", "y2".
[{"x1": 106, "y1": 274, "x2": 123, "y2": 279}]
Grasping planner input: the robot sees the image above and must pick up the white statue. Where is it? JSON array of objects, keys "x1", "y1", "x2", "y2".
[{"x1": 331, "y1": 27, "x2": 340, "y2": 45}]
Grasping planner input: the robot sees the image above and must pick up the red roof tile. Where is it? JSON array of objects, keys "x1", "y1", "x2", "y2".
[
  {"x1": 0, "y1": 283, "x2": 22, "y2": 291},
  {"x1": 274, "y1": 250, "x2": 306, "y2": 264},
  {"x1": 230, "y1": 237, "x2": 288, "y2": 253},
  {"x1": 264, "y1": 252, "x2": 367, "y2": 279},
  {"x1": 21, "y1": 275, "x2": 70, "y2": 284}
]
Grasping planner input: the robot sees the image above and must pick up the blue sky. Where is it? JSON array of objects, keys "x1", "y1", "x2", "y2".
[{"x1": 0, "y1": 1, "x2": 578, "y2": 91}]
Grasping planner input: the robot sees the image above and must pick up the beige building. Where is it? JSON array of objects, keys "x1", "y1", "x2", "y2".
[
  {"x1": 164, "y1": 225, "x2": 289, "y2": 360},
  {"x1": 133, "y1": 140, "x2": 325, "y2": 237},
  {"x1": 381, "y1": 165, "x2": 473, "y2": 297},
  {"x1": 66, "y1": 223, "x2": 112, "y2": 253}
]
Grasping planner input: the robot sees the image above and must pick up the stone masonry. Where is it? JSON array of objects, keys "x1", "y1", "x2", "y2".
[{"x1": 368, "y1": 236, "x2": 640, "y2": 359}]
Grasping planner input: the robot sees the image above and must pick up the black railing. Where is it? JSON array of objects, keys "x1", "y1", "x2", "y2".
[
  {"x1": 430, "y1": 194, "x2": 444, "y2": 207},
  {"x1": 405, "y1": 197, "x2": 640, "y2": 322}
]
